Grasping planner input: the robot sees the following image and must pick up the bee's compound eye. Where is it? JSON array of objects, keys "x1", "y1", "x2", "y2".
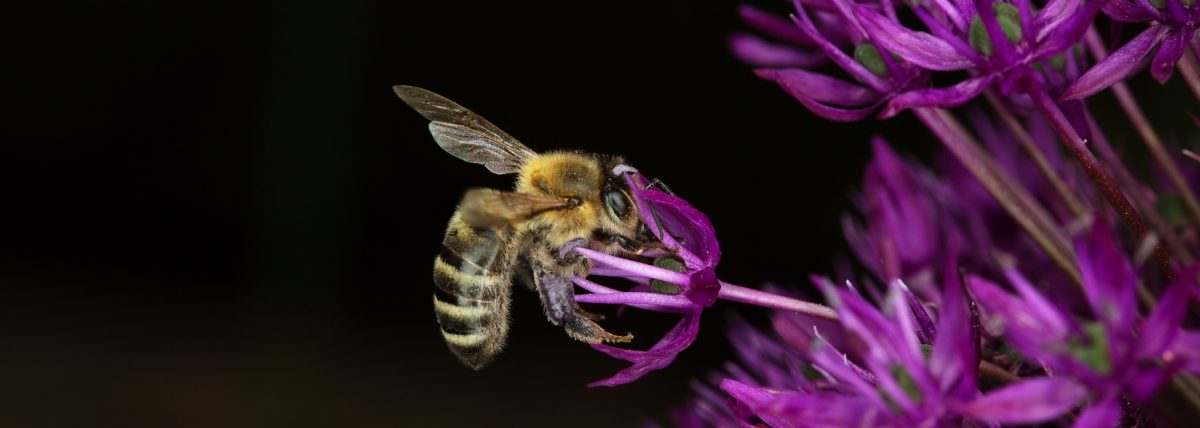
[{"x1": 604, "y1": 189, "x2": 631, "y2": 220}]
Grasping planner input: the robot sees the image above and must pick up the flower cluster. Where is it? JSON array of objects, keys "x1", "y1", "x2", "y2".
[{"x1": 553, "y1": 0, "x2": 1200, "y2": 426}]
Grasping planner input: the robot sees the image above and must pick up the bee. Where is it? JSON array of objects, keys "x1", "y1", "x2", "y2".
[{"x1": 394, "y1": 85, "x2": 661, "y2": 370}]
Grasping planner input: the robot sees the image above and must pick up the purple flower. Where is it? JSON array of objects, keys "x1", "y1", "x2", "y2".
[
  {"x1": 710, "y1": 253, "x2": 1088, "y2": 426},
  {"x1": 851, "y1": 0, "x2": 1103, "y2": 116},
  {"x1": 843, "y1": 138, "x2": 946, "y2": 286},
  {"x1": 736, "y1": 0, "x2": 1102, "y2": 120},
  {"x1": 735, "y1": 2, "x2": 931, "y2": 121},
  {"x1": 569, "y1": 172, "x2": 722, "y2": 387},
  {"x1": 1062, "y1": 0, "x2": 1200, "y2": 99},
  {"x1": 968, "y1": 220, "x2": 1200, "y2": 424}
]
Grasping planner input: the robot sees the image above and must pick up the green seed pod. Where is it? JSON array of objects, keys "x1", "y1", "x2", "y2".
[
  {"x1": 650, "y1": 255, "x2": 686, "y2": 295},
  {"x1": 854, "y1": 43, "x2": 890, "y2": 77}
]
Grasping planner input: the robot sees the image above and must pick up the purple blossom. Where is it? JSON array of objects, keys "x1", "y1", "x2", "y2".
[
  {"x1": 735, "y1": 3, "x2": 931, "y2": 121},
  {"x1": 709, "y1": 255, "x2": 1090, "y2": 426},
  {"x1": 736, "y1": 0, "x2": 1103, "y2": 120},
  {"x1": 1062, "y1": 0, "x2": 1200, "y2": 99},
  {"x1": 569, "y1": 172, "x2": 722, "y2": 387},
  {"x1": 968, "y1": 220, "x2": 1200, "y2": 423}
]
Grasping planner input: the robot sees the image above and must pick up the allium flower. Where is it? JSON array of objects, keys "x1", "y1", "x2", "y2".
[
  {"x1": 1063, "y1": 0, "x2": 1200, "y2": 99},
  {"x1": 569, "y1": 172, "x2": 722, "y2": 387},
  {"x1": 713, "y1": 255, "x2": 1090, "y2": 427},
  {"x1": 968, "y1": 220, "x2": 1200, "y2": 425},
  {"x1": 738, "y1": 0, "x2": 1103, "y2": 120},
  {"x1": 736, "y1": 2, "x2": 933, "y2": 121}
]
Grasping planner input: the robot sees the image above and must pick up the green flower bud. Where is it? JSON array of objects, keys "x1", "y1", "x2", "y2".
[
  {"x1": 854, "y1": 43, "x2": 890, "y2": 77},
  {"x1": 969, "y1": 3, "x2": 1024, "y2": 56},
  {"x1": 650, "y1": 255, "x2": 685, "y2": 295}
]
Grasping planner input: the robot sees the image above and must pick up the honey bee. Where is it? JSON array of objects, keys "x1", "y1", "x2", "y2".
[{"x1": 394, "y1": 85, "x2": 660, "y2": 370}]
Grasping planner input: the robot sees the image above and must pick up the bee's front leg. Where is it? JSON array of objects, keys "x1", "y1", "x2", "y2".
[{"x1": 530, "y1": 257, "x2": 631, "y2": 344}]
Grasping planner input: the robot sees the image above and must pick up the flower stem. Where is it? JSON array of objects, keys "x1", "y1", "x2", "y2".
[
  {"x1": 983, "y1": 90, "x2": 1087, "y2": 217},
  {"x1": 717, "y1": 281, "x2": 839, "y2": 320},
  {"x1": 977, "y1": 360, "x2": 1019, "y2": 386},
  {"x1": 1026, "y1": 86, "x2": 1175, "y2": 279},
  {"x1": 1085, "y1": 28, "x2": 1200, "y2": 226},
  {"x1": 1177, "y1": 45, "x2": 1200, "y2": 102},
  {"x1": 1084, "y1": 114, "x2": 1193, "y2": 265},
  {"x1": 913, "y1": 107, "x2": 1081, "y2": 285}
]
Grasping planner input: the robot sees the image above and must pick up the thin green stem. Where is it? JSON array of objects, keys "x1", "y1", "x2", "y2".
[
  {"x1": 717, "y1": 281, "x2": 839, "y2": 320},
  {"x1": 1177, "y1": 46, "x2": 1200, "y2": 102},
  {"x1": 1027, "y1": 86, "x2": 1174, "y2": 279},
  {"x1": 1085, "y1": 114, "x2": 1193, "y2": 265},
  {"x1": 1085, "y1": 28, "x2": 1200, "y2": 226},
  {"x1": 984, "y1": 90, "x2": 1087, "y2": 217},
  {"x1": 914, "y1": 107, "x2": 1081, "y2": 285}
]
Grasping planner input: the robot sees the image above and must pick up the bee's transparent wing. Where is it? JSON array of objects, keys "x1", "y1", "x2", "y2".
[
  {"x1": 394, "y1": 85, "x2": 537, "y2": 175},
  {"x1": 457, "y1": 188, "x2": 575, "y2": 229}
]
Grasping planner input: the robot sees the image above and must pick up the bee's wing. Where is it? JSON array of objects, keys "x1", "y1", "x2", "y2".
[
  {"x1": 394, "y1": 85, "x2": 537, "y2": 175},
  {"x1": 458, "y1": 188, "x2": 575, "y2": 229}
]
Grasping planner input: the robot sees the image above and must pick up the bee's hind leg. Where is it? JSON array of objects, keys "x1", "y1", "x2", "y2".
[{"x1": 532, "y1": 264, "x2": 632, "y2": 344}]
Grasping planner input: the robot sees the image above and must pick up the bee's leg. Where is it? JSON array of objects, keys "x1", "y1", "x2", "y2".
[
  {"x1": 574, "y1": 306, "x2": 604, "y2": 322},
  {"x1": 531, "y1": 262, "x2": 631, "y2": 344}
]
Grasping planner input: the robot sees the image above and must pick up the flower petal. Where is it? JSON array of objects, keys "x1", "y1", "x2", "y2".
[
  {"x1": 1101, "y1": 0, "x2": 1157, "y2": 23},
  {"x1": 1033, "y1": 0, "x2": 1105, "y2": 59},
  {"x1": 1061, "y1": 26, "x2": 1170, "y2": 100},
  {"x1": 718, "y1": 379, "x2": 800, "y2": 428},
  {"x1": 881, "y1": 74, "x2": 997, "y2": 118},
  {"x1": 1169, "y1": 330, "x2": 1200, "y2": 374},
  {"x1": 1072, "y1": 396, "x2": 1121, "y2": 428},
  {"x1": 1075, "y1": 221, "x2": 1137, "y2": 332},
  {"x1": 854, "y1": 5, "x2": 975, "y2": 71},
  {"x1": 789, "y1": 1, "x2": 893, "y2": 92},
  {"x1": 588, "y1": 311, "x2": 701, "y2": 387},
  {"x1": 1138, "y1": 265, "x2": 1198, "y2": 359},
  {"x1": 956, "y1": 377, "x2": 1087, "y2": 423},
  {"x1": 738, "y1": 4, "x2": 815, "y2": 47},
  {"x1": 730, "y1": 33, "x2": 827, "y2": 67},
  {"x1": 759, "y1": 389, "x2": 883, "y2": 427},
  {"x1": 768, "y1": 74, "x2": 885, "y2": 121},
  {"x1": 930, "y1": 248, "x2": 980, "y2": 399},
  {"x1": 755, "y1": 68, "x2": 880, "y2": 106},
  {"x1": 1035, "y1": 0, "x2": 1082, "y2": 40},
  {"x1": 1151, "y1": 29, "x2": 1190, "y2": 84}
]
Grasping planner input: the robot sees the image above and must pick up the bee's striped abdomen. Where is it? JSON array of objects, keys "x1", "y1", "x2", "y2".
[{"x1": 433, "y1": 220, "x2": 514, "y2": 370}]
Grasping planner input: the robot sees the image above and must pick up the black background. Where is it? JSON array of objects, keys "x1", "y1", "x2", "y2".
[{"x1": 2, "y1": 0, "x2": 932, "y2": 426}]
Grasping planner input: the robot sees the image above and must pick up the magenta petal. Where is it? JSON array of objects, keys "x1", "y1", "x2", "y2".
[
  {"x1": 718, "y1": 380, "x2": 800, "y2": 428},
  {"x1": 1072, "y1": 397, "x2": 1121, "y2": 428},
  {"x1": 1034, "y1": 0, "x2": 1083, "y2": 41},
  {"x1": 1075, "y1": 221, "x2": 1137, "y2": 331},
  {"x1": 757, "y1": 390, "x2": 880, "y2": 427},
  {"x1": 1101, "y1": 0, "x2": 1157, "y2": 23},
  {"x1": 729, "y1": 33, "x2": 827, "y2": 67},
  {"x1": 1138, "y1": 266, "x2": 1198, "y2": 359},
  {"x1": 755, "y1": 68, "x2": 880, "y2": 106},
  {"x1": 588, "y1": 311, "x2": 701, "y2": 387},
  {"x1": 737, "y1": 4, "x2": 814, "y2": 47},
  {"x1": 881, "y1": 74, "x2": 997, "y2": 118},
  {"x1": 1169, "y1": 331, "x2": 1200, "y2": 374},
  {"x1": 1061, "y1": 26, "x2": 1170, "y2": 100},
  {"x1": 790, "y1": 2, "x2": 892, "y2": 92},
  {"x1": 955, "y1": 377, "x2": 1087, "y2": 423},
  {"x1": 1128, "y1": 366, "x2": 1177, "y2": 403},
  {"x1": 854, "y1": 5, "x2": 975, "y2": 71},
  {"x1": 1151, "y1": 30, "x2": 1190, "y2": 84},
  {"x1": 930, "y1": 250, "x2": 979, "y2": 399},
  {"x1": 634, "y1": 187, "x2": 720, "y2": 267},
  {"x1": 770, "y1": 75, "x2": 885, "y2": 121},
  {"x1": 1033, "y1": 0, "x2": 1105, "y2": 59}
]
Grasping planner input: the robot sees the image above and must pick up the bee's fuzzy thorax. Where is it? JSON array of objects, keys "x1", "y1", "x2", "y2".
[{"x1": 516, "y1": 152, "x2": 606, "y2": 249}]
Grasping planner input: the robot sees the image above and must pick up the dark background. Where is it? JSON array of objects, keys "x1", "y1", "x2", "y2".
[{"x1": 1, "y1": 0, "x2": 929, "y2": 426}]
